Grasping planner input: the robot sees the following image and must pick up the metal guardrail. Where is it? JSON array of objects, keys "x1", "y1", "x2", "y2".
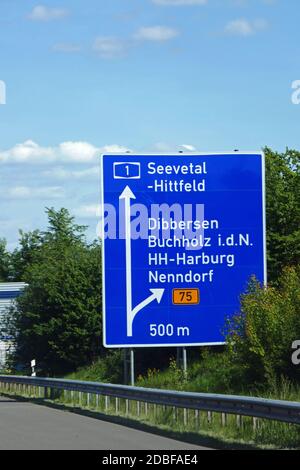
[{"x1": 0, "y1": 374, "x2": 299, "y2": 425}]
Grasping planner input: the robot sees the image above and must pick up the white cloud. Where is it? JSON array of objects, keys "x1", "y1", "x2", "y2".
[
  {"x1": 43, "y1": 166, "x2": 100, "y2": 180},
  {"x1": 59, "y1": 141, "x2": 98, "y2": 162},
  {"x1": 0, "y1": 140, "x2": 54, "y2": 163},
  {"x1": 5, "y1": 186, "x2": 65, "y2": 200},
  {"x1": 225, "y1": 19, "x2": 253, "y2": 36},
  {"x1": 224, "y1": 18, "x2": 268, "y2": 36},
  {"x1": 135, "y1": 26, "x2": 179, "y2": 41},
  {"x1": 152, "y1": 0, "x2": 207, "y2": 5},
  {"x1": 103, "y1": 144, "x2": 131, "y2": 153},
  {"x1": 0, "y1": 140, "x2": 130, "y2": 164},
  {"x1": 93, "y1": 37, "x2": 127, "y2": 58},
  {"x1": 92, "y1": 27, "x2": 179, "y2": 59},
  {"x1": 28, "y1": 5, "x2": 69, "y2": 21},
  {"x1": 74, "y1": 204, "x2": 101, "y2": 218},
  {"x1": 180, "y1": 144, "x2": 197, "y2": 151}
]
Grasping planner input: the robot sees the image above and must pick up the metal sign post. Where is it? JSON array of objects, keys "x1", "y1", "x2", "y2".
[
  {"x1": 130, "y1": 349, "x2": 135, "y2": 386},
  {"x1": 182, "y1": 347, "x2": 187, "y2": 378},
  {"x1": 176, "y1": 347, "x2": 188, "y2": 377},
  {"x1": 123, "y1": 349, "x2": 135, "y2": 385},
  {"x1": 101, "y1": 152, "x2": 266, "y2": 349},
  {"x1": 123, "y1": 349, "x2": 128, "y2": 384}
]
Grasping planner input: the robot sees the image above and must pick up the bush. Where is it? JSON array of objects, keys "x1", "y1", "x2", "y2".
[
  {"x1": 66, "y1": 350, "x2": 123, "y2": 383},
  {"x1": 226, "y1": 266, "x2": 300, "y2": 388}
]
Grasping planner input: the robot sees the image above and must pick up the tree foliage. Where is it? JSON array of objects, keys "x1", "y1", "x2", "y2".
[
  {"x1": 0, "y1": 238, "x2": 10, "y2": 282},
  {"x1": 265, "y1": 147, "x2": 300, "y2": 281},
  {"x1": 2, "y1": 208, "x2": 102, "y2": 375},
  {"x1": 9, "y1": 230, "x2": 42, "y2": 281}
]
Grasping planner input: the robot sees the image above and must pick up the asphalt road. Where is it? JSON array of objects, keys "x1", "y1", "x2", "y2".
[{"x1": 0, "y1": 396, "x2": 209, "y2": 450}]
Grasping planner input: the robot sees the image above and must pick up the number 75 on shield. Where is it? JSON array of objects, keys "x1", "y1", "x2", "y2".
[{"x1": 113, "y1": 162, "x2": 141, "y2": 179}]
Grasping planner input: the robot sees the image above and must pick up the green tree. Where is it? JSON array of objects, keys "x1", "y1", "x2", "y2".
[
  {"x1": 9, "y1": 230, "x2": 42, "y2": 281},
  {"x1": 43, "y1": 207, "x2": 87, "y2": 243},
  {"x1": 4, "y1": 208, "x2": 102, "y2": 375},
  {"x1": 0, "y1": 238, "x2": 10, "y2": 281},
  {"x1": 265, "y1": 148, "x2": 300, "y2": 281}
]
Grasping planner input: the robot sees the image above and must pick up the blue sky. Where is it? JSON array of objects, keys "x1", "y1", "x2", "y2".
[{"x1": 0, "y1": 0, "x2": 299, "y2": 248}]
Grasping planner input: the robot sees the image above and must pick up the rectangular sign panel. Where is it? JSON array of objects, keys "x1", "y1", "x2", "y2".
[{"x1": 101, "y1": 153, "x2": 266, "y2": 348}]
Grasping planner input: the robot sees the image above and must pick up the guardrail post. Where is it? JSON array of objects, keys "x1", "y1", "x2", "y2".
[
  {"x1": 253, "y1": 417, "x2": 258, "y2": 431},
  {"x1": 207, "y1": 411, "x2": 212, "y2": 424},
  {"x1": 194, "y1": 409, "x2": 199, "y2": 428},
  {"x1": 221, "y1": 412, "x2": 227, "y2": 427},
  {"x1": 105, "y1": 395, "x2": 109, "y2": 411},
  {"x1": 183, "y1": 408, "x2": 188, "y2": 427},
  {"x1": 173, "y1": 406, "x2": 177, "y2": 422},
  {"x1": 154, "y1": 404, "x2": 157, "y2": 421},
  {"x1": 115, "y1": 397, "x2": 119, "y2": 414}
]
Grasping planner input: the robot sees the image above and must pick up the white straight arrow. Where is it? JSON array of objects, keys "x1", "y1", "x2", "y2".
[
  {"x1": 120, "y1": 186, "x2": 136, "y2": 336},
  {"x1": 119, "y1": 186, "x2": 165, "y2": 337}
]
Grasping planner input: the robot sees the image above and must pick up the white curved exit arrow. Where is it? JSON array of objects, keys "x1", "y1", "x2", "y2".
[
  {"x1": 119, "y1": 186, "x2": 165, "y2": 337},
  {"x1": 128, "y1": 288, "x2": 164, "y2": 337}
]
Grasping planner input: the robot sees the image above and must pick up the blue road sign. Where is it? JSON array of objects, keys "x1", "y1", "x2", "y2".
[{"x1": 101, "y1": 153, "x2": 266, "y2": 348}]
